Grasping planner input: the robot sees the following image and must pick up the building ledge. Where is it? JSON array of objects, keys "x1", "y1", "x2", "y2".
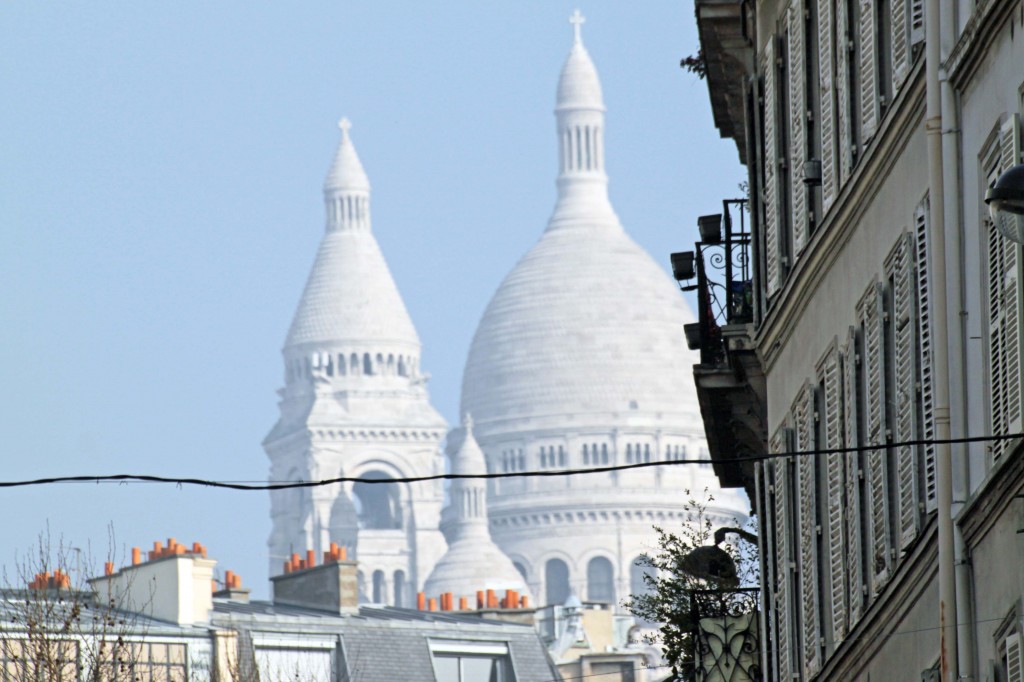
[{"x1": 695, "y1": 0, "x2": 753, "y2": 164}]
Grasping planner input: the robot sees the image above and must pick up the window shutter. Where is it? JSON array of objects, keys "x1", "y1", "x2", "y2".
[
  {"x1": 892, "y1": 0, "x2": 909, "y2": 90},
  {"x1": 843, "y1": 327, "x2": 865, "y2": 626},
  {"x1": 820, "y1": 344, "x2": 847, "y2": 644},
  {"x1": 1008, "y1": 633, "x2": 1024, "y2": 682},
  {"x1": 989, "y1": 114, "x2": 1024, "y2": 464},
  {"x1": 836, "y1": 0, "x2": 854, "y2": 185},
  {"x1": 859, "y1": 0, "x2": 880, "y2": 141},
  {"x1": 914, "y1": 199, "x2": 937, "y2": 511},
  {"x1": 762, "y1": 39, "x2": 783, "y2": 297},
  {"x1": 772, "y1": 432, "x2": 795, "y2": 682},
  {"x1": 794, "y1": 384, "x2": 820, "y2": 676},
  {"x1": 859, "y1": 281, "x2": 891, "y2": 593},
  {"x1": 909, "y1": 0, "x2": 925, "y2": 48},
  {"x1": 886, "y1": 233, "x2": 920, "y2": 549},
  {"x1": 819, "y1": 0, "x2": 837, "y2": 213},
  {"x1": 789, "y1": 0, "x2": 810, "y2": 256}
]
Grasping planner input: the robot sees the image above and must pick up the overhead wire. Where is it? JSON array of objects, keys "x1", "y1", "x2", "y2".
[{"x1": 0, "y1": 431, "x2": 1017, "y2": 491}]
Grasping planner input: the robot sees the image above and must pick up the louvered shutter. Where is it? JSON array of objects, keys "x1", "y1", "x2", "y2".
[
  {"x1": 1008, "y1": 633, "x2": 1024, "y2": 682},
  {"x1": 794, "y1": 385, "x2": 820, "y2": 676},
  {"x1": 836, "y1": 0, "x2": 854, "y2": 184},
  {"x1": 762, "y1": 39, "x2": 783, "y2": 297},
  {"x1": 819, "y1": 0, "x2": 837, "y2": 213},
  {"x1": 789, "y1": 0, "x2": 810, "y2": 256},
  {"x1": 892, "y1": 0, "x2": 909, "y2": 90},
  {"x1": 762, "y1": 460, "x2": 780, "y2": 680},
  {"x1": 909, "y1": 0, "x2": 925, "y2": 48},
  {"x1": 989, "y1": 114, "x2": 1024, "y2": 464},
  {"x1": 820, "y1": 345, "x2": 847, "y2": 644},
  {"x1": 859, "y1": 281, "x2": 891, "y2": 593},
  {"x1": 914, "y1": 199, "x2": 937, "y2": 511},
  {"x1": 859, "y1": 0, "x2": 880, "y2": 141},
  {"x1": 772, "y1": 431, "x2": 795, "y2": 682},
  {"x1": 843, "y1": 327, "x2": 865, "y2": 626},
  {"x1": 886, "y1": 233, "x2": 920, "y2": 549}
]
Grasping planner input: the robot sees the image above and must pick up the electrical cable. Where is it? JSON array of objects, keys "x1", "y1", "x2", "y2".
[{"x1": 0, "y1": 431, "x2": 1017, "y2": 491}]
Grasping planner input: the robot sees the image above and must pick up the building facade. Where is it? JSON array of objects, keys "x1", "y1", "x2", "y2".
[{"x1": 692, "y1": 0, "x2": 1024, "y2": 680}]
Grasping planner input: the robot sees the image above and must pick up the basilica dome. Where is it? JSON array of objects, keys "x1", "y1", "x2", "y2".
[{"x1": 460, "y1": 23, "x2": 699, "y2": 431}]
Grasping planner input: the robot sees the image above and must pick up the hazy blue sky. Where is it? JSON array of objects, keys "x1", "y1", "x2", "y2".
[{"x1": 0, "y1": 3, "x2": 743, "y2": 594}]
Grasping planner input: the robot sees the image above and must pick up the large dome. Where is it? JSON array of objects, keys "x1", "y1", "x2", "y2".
[{"x1": 461, "y1": 221, "x2": 699, "y2": 427}]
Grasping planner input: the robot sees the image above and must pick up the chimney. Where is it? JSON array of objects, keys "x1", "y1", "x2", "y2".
[
  {"x1": 213, "y1": 570, "x2": 250, "y2": 604},
  {"x1": 270, "y1": 552, "x2": 359, "y2": 615},
  {"x1": 88, "y1": 539, "x2": 216, "y2": 626}
]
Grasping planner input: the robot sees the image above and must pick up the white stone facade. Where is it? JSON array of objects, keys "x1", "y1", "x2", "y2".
[{"x1": 266, "y1": 17, "x2": 747, "y2": 611}]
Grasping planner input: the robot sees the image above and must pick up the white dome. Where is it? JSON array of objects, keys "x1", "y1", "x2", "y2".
[
  {"x1": 461, "y1": 222, "x2": 699, "y2": 428},
  {"x1": 556, "y1": 40, "x2": 603, "y2": 112},
  {"x1": 284, "y1": 121, "x2": 420, "y2": 350}
]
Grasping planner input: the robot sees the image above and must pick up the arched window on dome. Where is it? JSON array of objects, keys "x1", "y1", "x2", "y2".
[
  {"x1": 325, "y1": 355, "x2": 334, "y2": 377},
  {"x1": 513, "y1": 561, "x2": 529, "y2": 582},
  {"x1": 363, "y1": 353, "x2": 373, "y2": 376},
  {"x1": 625, "y1": 444, "x2": 633, "y2": 463},
  {"x1": 387, "y1": 354, "x2": 395, "y2": 375},
  {"x1": 558, "y1": 445, "x2": 566, "y2": 467},
  {"x1": 517, "y1": 449, "x2": 525, "y2": 471},
  {"x1": 644, "y1": 444, "x2": 651, "y2": 463},
  {"x1": 587, "y1": 557, "x2": 615, "y2": 603},
  {"x1": 582, "y1": 444, "x2": 589, "y2": 465},
  {"x1": 338, "y1": 354, "x2": 347, "y2": 376},
  {"x1": 545, "y1": 559, "x2": 570, "y2": 606},
  {"x1": 372, "y1": 570, "x2": 385, "y2": 603},
  {"x1": 352, "y1": 471, "x2": 402, "y2": 529},
  {"x1": 350, "y1": 353, "x2": 360, "y2": 376},
  {"x1": 601, "y1": 444, "x2": 609, "y2": 465},
  {"x1": 630, "y1": 556, "x2": 657, "y2": 625},
  {"x1": 393, "y1": 570, "x2": 406, "y2": 607},
  {"x1": 397, "y1": 356, "x2": 406, "y2": 377}
]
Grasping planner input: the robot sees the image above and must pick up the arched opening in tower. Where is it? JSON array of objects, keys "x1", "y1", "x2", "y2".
[
  {"x1": 352, "y1": 471, "x2": 402, "y2": 529},
  {"x1": 586, "y1": 556, "x2": 615, "y2": 603},
  {"x1": 545, "y1": 559, "x2": 570, "y2": 606}
]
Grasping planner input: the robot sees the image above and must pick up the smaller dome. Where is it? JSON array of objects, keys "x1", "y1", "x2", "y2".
[
  {"x1": 422, "y1": 539, "x2": 532, "y2": 603},
  {"x1": 324, "y1": 118, "x2": 369, "y2": 193}
]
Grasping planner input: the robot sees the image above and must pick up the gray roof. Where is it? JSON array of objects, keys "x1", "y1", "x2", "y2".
[{"x1": 212, "y1": 600, "x2": 559, "y2": 682}]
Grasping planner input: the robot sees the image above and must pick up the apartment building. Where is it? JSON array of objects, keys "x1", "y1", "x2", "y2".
[{"x1": 691, "y1": 1, "x2": 1024, "y2": 680}]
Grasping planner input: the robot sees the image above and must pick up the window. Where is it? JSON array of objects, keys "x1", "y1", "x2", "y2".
[
  {"x1": 254, "y1": 639, "x2": 335, "y2": 682},
  {"x1": 586, "y1": 556, "x2": 615, "y2": 603},
  {"x1": 430, "y1": 642, "x2": 516, "y2": 682},
  {"x1": 394, "y1": 570, "x2": 406, "y2": 607},
  {"x1": 0, "y1": 639, "x2": 77, "y2": 681},
  {"x1": 545, "y1": 559, "x2": 571, "y2": 606},
  {"x1": 372, "y1": 570, "x2": 385, "y2": 603}
]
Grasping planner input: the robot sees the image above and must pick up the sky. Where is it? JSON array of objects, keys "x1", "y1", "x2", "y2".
[{"x1": 0, "y1": 3, "x2": 744, "y2": 596}]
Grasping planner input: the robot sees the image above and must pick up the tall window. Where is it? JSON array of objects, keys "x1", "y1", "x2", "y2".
[
  {"x1": 545, "y1": 559, "x2": 571, "y2": 606},
  {"x1": 352, "y1": 471, "x2": 402, "y2": 529},
  {"x1": 394, "y1": 570, "x2": 406, "y2": 607},
  {"x1": 431, "y1": 643, "x2": 516, "y2": 682},
  {"x1": 372, "y1": 570, "x2": 385, "y2": 603},
  {"x1": 587, "y1": 557, "x2": 615, "y2": 603}
]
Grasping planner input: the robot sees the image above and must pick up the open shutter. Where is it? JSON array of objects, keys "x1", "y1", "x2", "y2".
[
  {"x1": 1008, "y1": 633, "x2": 1024, "y2": 682},
  {"x1": 909, "y1": 0, "x2": 925, "y2": 48},
  {"x1": 820, "y1": 344, "x2": 847, "y2": 645},
  {"x1": 892, "y1": 0, "x2": 909, "y2": 90},
  {"x1": 914, "y1": 199, "x2": 937, "y2": 511},
  {"x1": 762, "y1": 460, "x2": 780, "y2": 681},
  {"x1": 989, "y1": 114, "x2": 1024, "y2": 464},
  {"x1": 819, "y1": 0, "x2": 837, "y2": 213},
  {"x1": 843, "y1": 327, "x2": 865, "y2": 626},
  {"x1": 887, "y1": 233, "x2": 920, "y2": 549},
  {"x1": 859, "y1": 281, "x2": 891, "y2": 593},
  {"x1": 859, "y1": 0, "x2": 880, "y2": 141},
  {"x1": 789, "y1": 0, "x2": 810, "y2": 256},
  {"x1": 794, "y1": 385, "x2": 820, "y2": 676},
  {"x1": 772, "y1": 430, "x2": 795, "y2": 682},
  {"x1": 836, "y1": 0, "x2": 854, "y2": 184},
  {"x1": 762, "y1": 39, "x2": 783, "y2": 297}
]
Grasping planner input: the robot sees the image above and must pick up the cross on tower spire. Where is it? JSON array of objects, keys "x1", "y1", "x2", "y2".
[
  {"x1": 338, "y1": 117, "x2": 352, "y2": 138},
  {"x1": 569, "y1": 9, "x2": 585, "y2": 44}
]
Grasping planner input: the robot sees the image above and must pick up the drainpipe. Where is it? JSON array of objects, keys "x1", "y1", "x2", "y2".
[
  {"x1": 926, "y1": 1, "x2": 958, "y2": 681},
  {"x1": 937, "y1": 3, "x2": 976, "y2": 679}
]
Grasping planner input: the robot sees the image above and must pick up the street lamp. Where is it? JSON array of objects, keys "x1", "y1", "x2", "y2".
[{"x1": 985, "y1": 163, "x2": 1024, "y2": 242}]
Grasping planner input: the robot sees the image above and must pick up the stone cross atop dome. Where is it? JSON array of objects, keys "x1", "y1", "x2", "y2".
[{"x1": 569, "y1": 9, "x2": 585, "y2": 44}]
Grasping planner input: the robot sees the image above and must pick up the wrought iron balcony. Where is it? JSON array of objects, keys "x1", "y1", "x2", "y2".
[{"x1": 672, "y1": 198, "x2": 752, "y2": 367}]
